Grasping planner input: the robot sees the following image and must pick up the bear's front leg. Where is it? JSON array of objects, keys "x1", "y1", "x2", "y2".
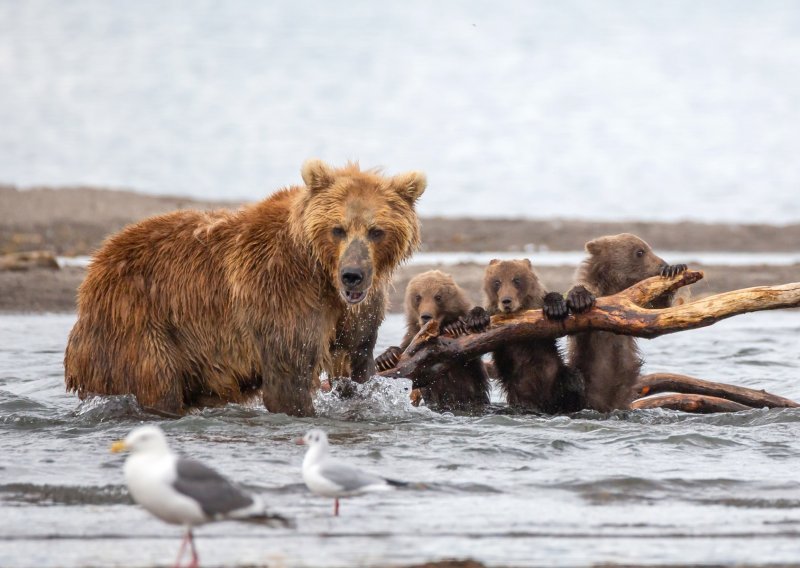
[
  {"x1": 260, "y1": 339, "x2": 317, "y2": 417},
  {"x1": 349, "y1": 329, "x2": 378, "y2": 383}
]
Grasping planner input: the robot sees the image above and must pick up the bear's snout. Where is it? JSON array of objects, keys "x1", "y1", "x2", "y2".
[
  {"x1": 419, "y1": 313, "x2": 433, "y2": 324},
  {"x1": 338, "y1": 239, "x2": 373, "y2": 305},
  {"x1": 340, "y1": 268, "x2": 364, "y2": 288}
]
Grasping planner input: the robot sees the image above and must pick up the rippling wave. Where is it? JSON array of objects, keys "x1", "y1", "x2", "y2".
[{"x1": 2, "y1": 312, "x2": 800, "y2": 567}]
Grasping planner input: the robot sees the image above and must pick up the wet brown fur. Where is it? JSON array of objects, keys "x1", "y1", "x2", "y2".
[
  {"x1": 386, "y1": 270, "x2": 490, "y2": 412},
  {"x1": 484, "y1": 259, "x2": 584, "y2": 413},
  {"x1": 64, "y1": 160, "x2": 426, "y2": 417},
  {"x1": 568, "y1": 233, "x2": 675, "y2": 411}
]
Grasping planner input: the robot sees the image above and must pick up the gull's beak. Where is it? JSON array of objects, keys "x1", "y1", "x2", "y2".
[
  {"x1": 110, "y1": 440, "x2": 127, "y2": 453},
  {"x1": 294, "y1": 438, "x2": 306, "y2": 445}
]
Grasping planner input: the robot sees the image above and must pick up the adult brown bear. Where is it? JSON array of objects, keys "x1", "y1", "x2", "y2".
[{"x1": 64, "y1": 160, "x2": 426, "y2": 417}]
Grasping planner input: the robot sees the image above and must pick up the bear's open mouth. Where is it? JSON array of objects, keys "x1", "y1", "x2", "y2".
[{"x1": 342, "y1": 289, "x2": 367, "y2": 304}]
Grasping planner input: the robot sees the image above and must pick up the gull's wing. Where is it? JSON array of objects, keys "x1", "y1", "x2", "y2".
[
  {"x1": 318, "y1": 460, "x2": 388, "y2": 493},
  {"x1": 172, "y1": 458, "x2": 255, "y2": 517}
]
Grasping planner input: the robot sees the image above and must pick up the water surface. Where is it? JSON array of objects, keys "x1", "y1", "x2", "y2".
[{"x1": 1, "y1": 311, "x2": 800, "y2": 567}]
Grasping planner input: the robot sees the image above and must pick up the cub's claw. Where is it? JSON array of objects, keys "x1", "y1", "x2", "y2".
[
  {"x1": 444, "y1": 306, "x2": 491, "y2": 336},
  {"x1": 660, "y1": 263, "x2": 688, "y2": 278},
  {"x1": 442, "y1": 320, "x2": 468, "y2": 337},
  {"x1": 375, "y1": 346, "x2": 402, "y2": 371},
  {"x1": 566, "y1": 285, "x2": 596, "y2": 314},
  {"x1": 542, "y1": 292, "x2": 568, "y2": 320}
]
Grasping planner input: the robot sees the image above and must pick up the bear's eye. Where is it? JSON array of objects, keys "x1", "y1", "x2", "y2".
[
  {"x1": 415, "y1": 294, "x2": 422, "y2": 304},
  {"x1": 434, "y1": 294, "x2": 442, "y2": 302},
  {"x1": 493, "y1": 280, "x2": 501, "y2": 291},
  {"x1": 636, "y1": 249, "x2": 645, "y2": 258},
  {"x1": 367, "y1": 228, "x2": 385, "y2": 241},
  {"x1": 512, "y1": 277, "x2": 521, "y2": 287},
  {"x1": 332, "y1": 227, "x2": 346, "y2": 239}
]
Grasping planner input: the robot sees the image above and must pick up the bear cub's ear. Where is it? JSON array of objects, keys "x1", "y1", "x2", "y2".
[
  {"x1": 392, "y1": 171, "x2": 427, "y2": 205},
  {"x1": 302, "y1": 159, "x2": 335, "y2": 193},
  {"x1": 585, "y1": 237, "x2": 609, "y2": 256}
]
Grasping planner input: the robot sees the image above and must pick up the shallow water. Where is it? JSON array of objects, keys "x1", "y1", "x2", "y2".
[{"x1": 1, "y1": 311, "x2": 800, "y2": 567}]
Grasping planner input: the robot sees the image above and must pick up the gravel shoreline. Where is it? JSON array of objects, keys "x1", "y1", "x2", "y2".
[{"x1": 2, "y1": 185, "x2": 798, "y2": 313}]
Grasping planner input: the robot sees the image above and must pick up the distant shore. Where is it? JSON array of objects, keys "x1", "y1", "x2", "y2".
[{"x1": 1, "y1": 184, "x2": 798, "y2": 313}]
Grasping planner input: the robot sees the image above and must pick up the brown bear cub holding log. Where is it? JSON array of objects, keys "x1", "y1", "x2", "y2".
[
  {"x1": 65, "y1": 160, "x2": 426, "y2": 417},
  {"x1": 375, "y1": 270, "x2": 490, "y2": 413},
  {"x1": 463, "y1": 259, "x2": 585, "y2": 413},
  {"x1": 566, "y1": 233, "x2": 687, "y2": 411}
]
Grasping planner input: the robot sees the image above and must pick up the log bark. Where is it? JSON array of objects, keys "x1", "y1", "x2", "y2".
[
  {"x1": 379, "y1": 270, "x2": 800, "y2": 387},
  {"x1": 633, "y1": 373, "x2": 799, "y2": 409},
  {"x1": 629, "y1": 394, "x2": 752, "y2": 413}
]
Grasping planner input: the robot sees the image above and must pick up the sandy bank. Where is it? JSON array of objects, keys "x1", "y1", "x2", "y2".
[{"x1": 1, "y1": 185, "x2": 798, "y2": 313}]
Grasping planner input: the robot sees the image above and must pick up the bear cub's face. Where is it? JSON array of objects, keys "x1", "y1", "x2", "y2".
[
  {"x1": 484, "y1": 259, "x2": 543, "y2": 314},
  {"x1": 585, "y1": 233, "x2": 668, "y2": 294},
  {"x1": 405, "y1": 270, "x2": 470, "y2": 329},
  {"x1": 300, "y1": 159, "x2": 427, "y2": 305}
]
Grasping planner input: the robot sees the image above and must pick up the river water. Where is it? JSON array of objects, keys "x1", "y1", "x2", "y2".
[
  {"x1": 1, "y1": 311, "x2": 800, "y2": 567},
  {"x1": 2, "y1": 1, "x2": 800, "y2": 222}
]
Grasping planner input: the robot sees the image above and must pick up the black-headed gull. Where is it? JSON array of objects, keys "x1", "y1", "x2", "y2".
[
  {"x1": 111, "y1": 425, "x2": 290, "y2": 568},
  {"x1": 296, "y1": 428, "x2": 405, "y2": 516}
]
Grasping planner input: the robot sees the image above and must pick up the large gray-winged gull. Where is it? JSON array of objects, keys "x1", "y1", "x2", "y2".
[
  {"x1": 111, "y1": 425, "x2": 290, "y2": 567},
  {"x1": 296, "y1": 428, "x2": 405, "y2": 516}
]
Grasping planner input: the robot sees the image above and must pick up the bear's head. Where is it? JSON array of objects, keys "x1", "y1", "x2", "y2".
[
  {"x1": 405, "y1": 270, "x2": 470, "y2": 329},
  {"x1": 295, "y1": 159, "x2": 426, "y2": 305},
  {"x1": 580, "y1": 233, "x2": 668, "y2": 295},
  {"x1": 483, "y1": 259, "x2": 544, "y2": 315}
]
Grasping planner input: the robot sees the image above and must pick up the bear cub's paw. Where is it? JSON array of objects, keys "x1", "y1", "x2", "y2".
[
  {"x1": 660, "y1": 263, "x2": 688, "y2": 278},
  {"x1": 375, "y1": 346, "x2": 403, "y2": 371},
  {"x1": 444, "y1": 306, "x2": 491, "y2": 336},
  {"x1": 464, "y1": 306, "x2": 491, "y2": 333},
  {"x1": 542, "y1": 292, "x2": 569, "y2": 320},
  {"x1": 566, "y1": 285, "x2": 596, "y2": 314}
]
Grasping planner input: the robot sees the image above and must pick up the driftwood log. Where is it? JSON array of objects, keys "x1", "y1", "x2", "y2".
[
  {"x1": 633, "y1": 373, "x2": 799, "y2": 409},
  {"x1": 379, "y1": 270, "x2": 800, "y2": 412}
]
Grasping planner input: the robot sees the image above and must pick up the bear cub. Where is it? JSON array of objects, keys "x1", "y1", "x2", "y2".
[
  {"x1": 566, "y1": 233, "x2": 687, "y2": 411},
  {"x1": 463, "y1": 259, "x2": 585, "y2": 414},
  {"x1": 376, "y1": 270, "x2": 490, "y2": 413}
]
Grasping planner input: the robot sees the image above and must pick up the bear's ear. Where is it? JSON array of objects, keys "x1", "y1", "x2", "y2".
[
  {"x1": 489, "y1": 258, "x2": 501, "y2": 265},
  {"x1": 586, "y1": 237, "x2": 608, "y2": 256},
  {"x1": 301, "y1": 159, "x2": 335, "y2": 193},
  {"x1": 523, "y1": 258, "x2": 532, "y2": 268},
  {"x1": 392, "y1": 171, "x2": 427, "y2": 205}
]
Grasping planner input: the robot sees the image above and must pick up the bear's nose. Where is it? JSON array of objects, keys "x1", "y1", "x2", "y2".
[
  {"x1": 501, "y1": 297, "x2": 513, "y2": 306},
  {"x1": 420, "y1": 313, "x2": 433, "y2": 323},
  {"x1": 340, "y1": 268, "x2": 364, "y2": 288}
]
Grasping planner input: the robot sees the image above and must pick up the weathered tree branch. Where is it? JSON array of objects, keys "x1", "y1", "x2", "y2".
[
  {"x1": 629, "y1": 394, "x2": 752, "y2": 413},
  {"x1": 633, "y1": 373, "x2": 799, "y2": 409},
  {"x1": 379, "y1": 270, "x2": 800, "y2": 387}
]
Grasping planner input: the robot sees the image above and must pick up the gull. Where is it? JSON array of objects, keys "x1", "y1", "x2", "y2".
[
  {"x1": 111, "y1": 425, "x2": 290, "y2": 568},
  {"x1": 297, "y1": 429, "x2": 405, "y2": 516}
]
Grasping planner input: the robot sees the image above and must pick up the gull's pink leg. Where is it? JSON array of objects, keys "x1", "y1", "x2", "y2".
[
  {"x1": 187, "y1": 529, "x2": 199, "y2": 568},
  {"x1": 334, "y1": 498, "x2": 340, "y2": 517},
  {"x1": 174, "y1": 529, "x2": 190, "y2": 568}
]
